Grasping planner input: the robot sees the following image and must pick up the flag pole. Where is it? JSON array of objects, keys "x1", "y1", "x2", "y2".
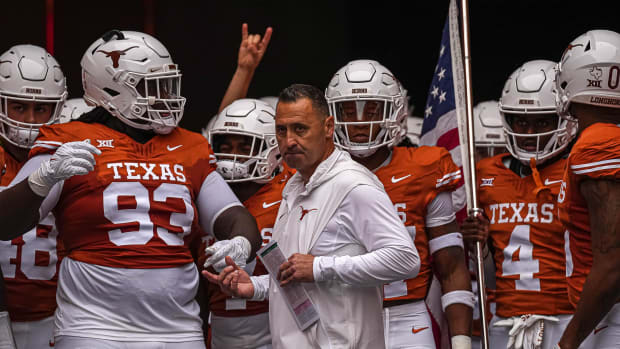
[{"x1": 459, "y1": 0, "x2": 489, "y2": 348}]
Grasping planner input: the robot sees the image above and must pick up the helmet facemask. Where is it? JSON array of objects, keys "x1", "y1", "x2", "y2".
[
  {"x1": 210, "y1": 130, "x2": 279, "y2": 183},
  {"x1": 121, "y1": 65, "x2": 185, "y2": 134},
  {"x1": 502, "y1": 112, "x2": 576, "y2": 165},
  {"x1": 330, "y1": 97, "x2": 402, "y2": 158},
  {"x1": 0, "y1": 93, "x2": 64, "y2": 148}
]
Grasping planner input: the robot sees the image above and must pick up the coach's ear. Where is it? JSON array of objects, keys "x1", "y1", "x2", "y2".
[{"x1": 324, "y1": 115, "x2": 334, "y2": 139}]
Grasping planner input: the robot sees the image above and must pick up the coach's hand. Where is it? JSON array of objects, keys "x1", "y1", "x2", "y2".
[
  {"x1": 203, "y1": 256, "x2": 255, "y2": 299},
  {"x1": 28, "y1": 141, "x2": 101, "y2": 197},
  {"x1": 278, "y1": 253, "x2": 315, "y2": 287}
]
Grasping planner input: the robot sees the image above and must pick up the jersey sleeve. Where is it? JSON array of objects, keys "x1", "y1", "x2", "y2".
[
  {"x1": 434, "y1": 147, "x2": 462, "y2": 193},
  {"x1": 569, "y1": 134, "x2": 620, "y2": 180},
  {"x1": 28, "y1": 124, "x2": 73, "y2": 158}
]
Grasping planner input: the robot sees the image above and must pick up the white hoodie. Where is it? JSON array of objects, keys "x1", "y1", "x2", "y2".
[{"x1": 257, "y1": 148, "x2": 420, "y2": 348}]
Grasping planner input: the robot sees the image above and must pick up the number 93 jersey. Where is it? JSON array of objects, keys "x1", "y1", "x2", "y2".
[
  {"x1": 0, "y1": 147, "x2": 65, "y2": 322},
  {"x1": 374, "y1": 146, "x2": 461, "y2": 303},
  {"x1": 477, "y1": 154, "x2": 573, "y2": 317},
  {"x1": 29, "y1": 121, "x2": 216, "y2": 269},
  {"x1": 559, "y1": 123, "x2": 620, "y2": 308}
]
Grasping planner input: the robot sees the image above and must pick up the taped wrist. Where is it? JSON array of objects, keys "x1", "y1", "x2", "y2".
[
  {"x1": 451, "y1": 335, "x2": 471, "y2": 349},
  {"x1": 28, "y1": 165, "x2": 53, "y2": 197},
  {"x1": 429, "y1": 232, "x2": 464, "y2": 254},
  {"x1": 232, "y1": 236, "x2": 252, "y2": 262},
  {"x1": 441, "y1": 290, "x2": 476, "y2": 312}
]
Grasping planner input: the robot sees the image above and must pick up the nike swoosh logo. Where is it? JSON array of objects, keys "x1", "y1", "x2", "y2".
[
  {"x1": 263, "y1": 200, "x2": 281, "y2": 208},
  {"x1": 412, "y1": 326, "x2": 429, "y2": 334},
  {"x1": 544, "y1": 179, "x2": 562, "y2": 186},
  {"x1": 167, "y1": 144, "x2": 183, "y2": 151},
  {"x1": 594, "y1": 325, "x2": 608, "y2": 334},
  {"x1": 391, "y1": 174, "x2": 412, "y2": 183}
]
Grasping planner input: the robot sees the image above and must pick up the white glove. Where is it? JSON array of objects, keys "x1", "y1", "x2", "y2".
[
  {"x1": 494, "y1": 314, "x2": 560, "y2": 349},
  {"x1": 28, "y1": 141, "x2": 101, "y2": 197},
  {"x1": 0, "y1": 311, "x2": 17, "y2": 349},
  {"x1": 204, "y1": 236, "x2": 252, "y2": 272}
]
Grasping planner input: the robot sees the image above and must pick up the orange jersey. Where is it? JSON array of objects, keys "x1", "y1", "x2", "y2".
[
  {"x1": 208, "y1": 168, "x2": 293, "y2": 317},
  {"x1": 558, "y1": 123, "x2": 620, "y2": 308},
  {"x1": 375, "y1": 146, "x2": 461, "y2": 302},
  {"x1": 0, "y1": 147, "x2": 65, "y2": 321},
  {"x1": 29, "y1": 121, "x2": 216, "y2": 269},
  {"x1": 477, "y1": 154, "x2": 572, "y2": 317}
]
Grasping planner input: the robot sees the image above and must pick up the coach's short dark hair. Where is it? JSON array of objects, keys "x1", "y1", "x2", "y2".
[{"x1": 278, "y1": 84, "x2": 329, "y2": 118}]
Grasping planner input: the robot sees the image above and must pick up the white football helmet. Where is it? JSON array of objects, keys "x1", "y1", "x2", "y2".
[
  {"x1": 474, "y1": 100, "x2": 506, "y2": 157},
  {"x1": 57, "y1": 98, "x2": 94, "y2": 124},
  {"x1": 201, "y1": 114, "x2": 217, "y2": 140},
  {"x1": 325, "y1": 59, "x2": 405, "y2": 157},
  {"x1": 81, "y1": 30, "x2": 185, "y2": 134},
  {"x1": 259, "y1": 96, "x2": 278, "y2": 110},
  {"x1": 209, "y1": 98, "x2": 280, "y2": 183},
  {"x1": 405, "y1": 116, "x2": 423, "y2": 146},
  {"x1": 499, "y1": 60, "x2": 576, "y2": 165},
  {"x1": 0, "y1": 44, "x2": 67, "y2": 148},
  {"x1": 556, "y1": 29, "x2": 620, "y2": 121}
]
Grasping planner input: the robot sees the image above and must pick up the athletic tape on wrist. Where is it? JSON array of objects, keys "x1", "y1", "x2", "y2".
[
  {"x1": 451, "y1": 335, "x2": 472, "y2": 349},
  {"x1": 429, "y1": 232, "x2": 464, "y2": 254},
  {"x1": 441, "y1": 290, "x2": 476, "y2": 312},
  {"x1": 28, "y1": 169, "x2": 51, "y2": 197}
]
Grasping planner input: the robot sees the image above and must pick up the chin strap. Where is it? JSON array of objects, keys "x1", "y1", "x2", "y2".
[{"x1": 529, "y1": 157, "x2": 552, "y2": 201}]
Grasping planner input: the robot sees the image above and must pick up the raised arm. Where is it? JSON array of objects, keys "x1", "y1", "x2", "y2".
[{"x1": 218, "y1": 23, "x2": 273, "y2": 113}]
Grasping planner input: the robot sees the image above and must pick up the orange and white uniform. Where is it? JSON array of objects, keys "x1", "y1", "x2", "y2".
[
  {"x1": 207, "y1": 168, "x2": 292, "y2": 349},
  {"x1": 374, "y1": 146, "x2": 461, "y2": 348},
  {"x1": 0, "y1": 147, "x2": 63, "y2": 349},
  {"x1": 477, "y1": 154, "x2": 573, "y2": 349},
  {"x1": 559, "y1": 122, "x2": 620, "y2": 348},
  {"x1": 20, "y1": 121, "x2": 243, "y2": 346}
]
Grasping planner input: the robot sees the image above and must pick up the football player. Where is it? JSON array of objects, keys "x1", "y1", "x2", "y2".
[
  {"x1": 462, "y1": 60, "x2": 577, "y2": 349},
  {"x1": 203, "y1": 98, "x2": 292, "y2": 349},
  {"x1": 325, "y1": 59, "x2": 474, "y2": 349},
  {"x1": 473, "y1": 100, "x2": 507, "y2": 161},
  {"x1": 0, "y1": 30, "x2": 261, "y2": 349},
  {"x1": 0, "y1": 44, "x2": 67, "y2": 349},
  {"x1": 555, "y1": 30, "x2": 620, "y2": 349}
]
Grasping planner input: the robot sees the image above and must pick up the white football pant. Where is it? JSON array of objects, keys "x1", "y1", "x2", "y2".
[
  {"x1": 210, "y1": 312, "x2": 271, "y2": 349},
  {"x1": 383, "y1": 300, "x2": 436, "y2": 349},
  {"x1": 580, "y1": 303, "x2": 620, "y2": 349},
  {"x1": 54, "y1": 336, "x2": 205, "y2": 349},
  {"x1": 12, "y1": 315, "x2": 54, "y2": 349}
]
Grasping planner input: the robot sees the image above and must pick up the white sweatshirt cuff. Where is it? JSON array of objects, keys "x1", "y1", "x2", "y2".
[
  {"x1": 313, "y1": 255, "x2": 337, "y2": 282},
  {"x1": 250, "y1": 274, "x2": 270, "y2": 301}
]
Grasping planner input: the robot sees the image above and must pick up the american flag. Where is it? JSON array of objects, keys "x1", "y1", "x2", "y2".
[{"x1": 420, "y1": 0, "x2": 469, "y2": 222}]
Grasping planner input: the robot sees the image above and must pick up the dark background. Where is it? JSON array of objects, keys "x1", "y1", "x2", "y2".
[{"x1": 3, "y1": 0, "x2": 620, "y2": 132}]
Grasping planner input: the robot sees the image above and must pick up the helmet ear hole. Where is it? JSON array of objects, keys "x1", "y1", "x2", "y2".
[{"x1": 103, "y1": 88, "x2": 120, "y2": 97}]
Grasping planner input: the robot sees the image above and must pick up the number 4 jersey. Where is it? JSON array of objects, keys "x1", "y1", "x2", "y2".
[
  {"x1": 477, "y1": 154, "x2": 573, "y2": 317},
  {"x1": 0, "y1": 147, "x2": 64, "y2": 322}
]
